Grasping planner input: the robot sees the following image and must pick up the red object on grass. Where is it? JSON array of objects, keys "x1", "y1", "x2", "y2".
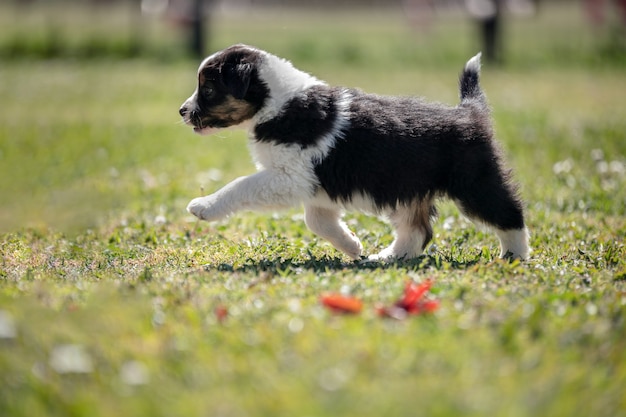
[
  {"x1": 413, "y1": 299, "x2": 440, "y2": 313},
  {"x1": 378, "y1": 280, "x2": 439, "y2": 318},
  {"x1": 397, "y1": 280, "x2": 432, "y2": 310},
  {"x1": 215, "y1": 305, "x2": 228, "y2": 323},
  {"x1": 320, "y1": 294, "x2": 363, "y2": 314}
]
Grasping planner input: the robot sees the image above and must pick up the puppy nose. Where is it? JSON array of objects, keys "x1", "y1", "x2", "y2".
[{"x1": 179, "y1": 105, "x2": 187, "y2": 117}]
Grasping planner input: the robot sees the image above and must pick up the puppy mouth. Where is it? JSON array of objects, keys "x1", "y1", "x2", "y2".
[
  {"x1": 183, "y1": 113, "x2": 224, "y2": 133},
  {"x1": 193, "y1": 126, "x2": 216, "y2": 135},
  {"x1": 192, "y1": 119, "x2": 228, "y2": 132}
]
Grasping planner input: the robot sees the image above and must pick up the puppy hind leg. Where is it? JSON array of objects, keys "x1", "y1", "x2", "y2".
[
  {"x1": 370, "y1": 202, "x2": 434, "y2": 261},
  {"x1": 494, "y1": 227, "x2": 530, "y2": 260},
  {"x1": 453, "y1": 181, "x2": 530, "y2": 260},
  {"x1": 304, "y1": 205, "x2": 363, "y2": 260}
]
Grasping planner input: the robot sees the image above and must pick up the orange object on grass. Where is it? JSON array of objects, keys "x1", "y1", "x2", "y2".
[{"x1": 320, "y1": 294, "x2": 363, "y2": 314}]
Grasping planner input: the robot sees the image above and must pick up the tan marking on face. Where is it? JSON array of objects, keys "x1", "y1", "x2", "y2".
[{"x1": 200, "y1": 96, "x2": 258, "y2": 128}]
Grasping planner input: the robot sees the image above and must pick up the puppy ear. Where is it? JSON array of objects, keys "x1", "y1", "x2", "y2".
[{"x1": 222, "y1": 63, "x2": 252, "y2": 99}]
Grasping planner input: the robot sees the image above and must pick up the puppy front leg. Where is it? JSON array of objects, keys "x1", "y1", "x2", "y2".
[{"x1": 187, "y1": 170, "x2": 306, "y2": 222}]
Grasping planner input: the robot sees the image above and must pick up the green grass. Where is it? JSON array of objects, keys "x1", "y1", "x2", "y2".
[{"x1": 1, "y1": 4, "x2": 626, "y2": 417}]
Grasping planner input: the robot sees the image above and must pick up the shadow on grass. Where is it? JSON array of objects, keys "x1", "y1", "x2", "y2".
[{"x1": 204, "y1": 252, "x2": 481, "y2": 275}]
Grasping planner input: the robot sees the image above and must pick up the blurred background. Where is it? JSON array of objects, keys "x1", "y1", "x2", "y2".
[
  {"x1": 1, "y1": 0, "x2": 625, "y2": 65},
  {"x1": 1, "y1": 0, "x2": 625, "y2": 232}
]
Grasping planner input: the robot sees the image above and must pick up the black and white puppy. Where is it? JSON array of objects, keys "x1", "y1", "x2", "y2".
[{"x1": 179, "y1": 44, "x2": 530, "y2": 261}]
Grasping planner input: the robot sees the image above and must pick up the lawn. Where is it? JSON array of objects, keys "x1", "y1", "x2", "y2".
[{"x1": 1, "y1": 3, "x2": 625, "y2": 417}]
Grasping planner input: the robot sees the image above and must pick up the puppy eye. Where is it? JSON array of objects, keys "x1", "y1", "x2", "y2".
[{"x1": 202, "y1": 85, "x2": 215, "y2": 97}]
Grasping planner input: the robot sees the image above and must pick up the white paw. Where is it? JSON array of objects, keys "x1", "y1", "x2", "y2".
[
  {"x1": 367, "y1": 248, "x2": 398, "y2": 262},
  {"x1": 186, "y1": 196, "x2": 213, "y2": 220},
  {"x1": 342, "y1": 236, "x2": 363, "y2": 260},
  {"x1": 497, "y1": 228, "x2": 530, "y2": 260}
]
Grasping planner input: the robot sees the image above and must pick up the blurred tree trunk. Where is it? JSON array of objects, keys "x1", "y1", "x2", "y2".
[
  {"x1": 482, "y1": 0, "x2": 501, "y2": 64},
  {"x1": 466, "y1": 0, "x2": 503, "y2": 64},
  {"x1": 190, "y1": 0, "x2": 207, "y2": 58},
  {"x1": 129, "y1": 0, "x2": 144, "y2": 57}
]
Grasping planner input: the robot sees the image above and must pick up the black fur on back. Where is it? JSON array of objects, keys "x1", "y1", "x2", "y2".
[
  {"x1": 252, "y1": 83, "x2": 524, "y2": 231},
  {"x1": 321, "y1": 88, "x2": 523, "y2": 230}
]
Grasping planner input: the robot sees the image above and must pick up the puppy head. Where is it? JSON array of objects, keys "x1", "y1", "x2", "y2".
[{"x1": 179, "y1": 44, "x2": 269, "y2": 135}]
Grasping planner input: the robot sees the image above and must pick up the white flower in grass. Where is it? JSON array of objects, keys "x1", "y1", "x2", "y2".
[
  {"x1": 552, "y1": 159, "x2": 573, "y2": 175},
  {"x1": 596, "y1": 160, "x2": 609, "y2": 175},
  {"x1": 590, "y1": 149, "x2": 604, "y2": 162},
  {"x1": 318, "y1": 364, "x2": 354, "y2": 392},
  {"x1": 0, "y1": 311, "x2": 17, "y2": 340},
  {"x1": 609, "y1": 160, "x2": 625, "y2": 176},
  {"x1": 120, "y1": 360, "x2": 149, "y2": 386},
  {"x1": 442, "y1": 216, "x2": 455, "y2": 231},
  {"x1": 50, "y1": 344, "x2": 93, "y2": 374},
  {"x1": 196, "y1": 168, "x2": 223, "y2": 185}
]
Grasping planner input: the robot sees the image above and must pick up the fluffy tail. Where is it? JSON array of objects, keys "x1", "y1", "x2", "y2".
[{"x1": 459, "y1": 53, "x2": 487, "y2": 108}]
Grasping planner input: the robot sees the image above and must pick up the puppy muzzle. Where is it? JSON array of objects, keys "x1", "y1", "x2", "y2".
[{"x1": 179, "y1": 104, "x2": 205, "y2": 131}]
